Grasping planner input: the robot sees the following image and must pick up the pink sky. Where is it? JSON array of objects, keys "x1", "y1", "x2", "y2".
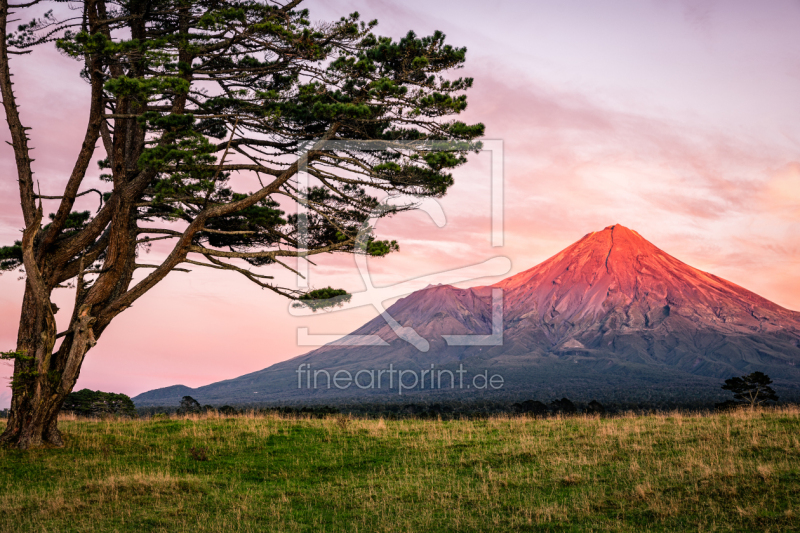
[{"x1": 2, "y1": 0, "x2": 800, "y2": 408}]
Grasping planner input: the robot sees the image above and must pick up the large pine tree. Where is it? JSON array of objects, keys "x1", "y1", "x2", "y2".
[{"x1": 0, "y1": 0, "x2": 483, "y2": 448}]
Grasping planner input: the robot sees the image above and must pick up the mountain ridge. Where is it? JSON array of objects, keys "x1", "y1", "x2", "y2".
[{"x1": 134, "y1": 225, "x2": 800, "y2": 407}]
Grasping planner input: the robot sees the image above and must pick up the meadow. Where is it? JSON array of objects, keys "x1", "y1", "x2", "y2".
[{"x1": 1, "y1": 407, "x2": 799, "y2": 532}]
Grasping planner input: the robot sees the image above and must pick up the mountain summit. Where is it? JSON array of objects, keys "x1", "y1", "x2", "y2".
[
  {"x1": 495, "y1": 224, "x2": 800, "y2": 345},
  {"x1": 134, "y1": 225, "x2": 800, "y2": 407}
]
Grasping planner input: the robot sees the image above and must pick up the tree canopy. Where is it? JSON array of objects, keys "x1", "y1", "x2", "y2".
[
  {"x1": 178, "y1": 395, "x2": 202, "y2": 414},
  {"x1": 62, "y1": 388, "x2": 137, "y2": 417},
  {"x1": 722, "y1": 372, "x2": 779, "y2": 407}
]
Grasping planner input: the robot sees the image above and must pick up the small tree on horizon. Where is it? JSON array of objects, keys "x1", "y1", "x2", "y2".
[
  {"x1": 178, "y1": 395, "x2": 202, "y2": 415},
  {"x1": 0, "y1": 0, "x2": 484, "y2": 449},
  {"x1": 722, "y1": 372, "x2": 779, "y2": 408}
]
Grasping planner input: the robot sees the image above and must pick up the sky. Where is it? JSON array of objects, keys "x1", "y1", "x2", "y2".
[{"x1": 1, "y1": 0, "x2": 800, "y2": 408}]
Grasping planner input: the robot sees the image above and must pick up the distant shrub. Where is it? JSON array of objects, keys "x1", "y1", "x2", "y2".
[
  {"x1": 585, "y1": 400, "x2": 606, "y2": 415},
  {"x1": 550, "y1": 398, "x2": 577, "y2": 414},
  {"x1": 513, "y1": 400, "x2": 549, "y2": 415},
  {"x1": 177, "y1": 396, "x2": 202, "y2": 415},
  {"x1": 219, "y1": 405, "x2": 238, "y2": 415},
  {"x1": 62, "y1": 389, "x2": 136, "y2": 418}
]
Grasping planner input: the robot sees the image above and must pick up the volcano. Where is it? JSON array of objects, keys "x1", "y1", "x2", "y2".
[{"x1": 134, "y1": 225, "x2": 800, "y2": 407}]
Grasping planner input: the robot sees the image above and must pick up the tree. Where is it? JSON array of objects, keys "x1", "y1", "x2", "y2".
[
  {"x1": 584, "y1": 400, "x2": 605, "y2": 415},
  {"x1": 62, "y1": 388, "x2": 137, "y2": 417},
  {"x1": 218, "y1": 405, "x2": 238, "y2": 416},
  {"x1": 177, "y1": 395, "x2": 201, "y2": 414},
  {"x1": 0, "y1": 0, "x2": 483, "y2": 448},
  {"x1": 550, "y1": 398, "x2": 576, "y2": 414},
  {"x1": 513, "y1": 400, "x2": 548, "y2": 416},
  {"x1": 721, "y1": 372, "x2": 779, "y2": 408}
]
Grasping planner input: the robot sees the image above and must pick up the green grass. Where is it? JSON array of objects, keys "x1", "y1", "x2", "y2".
[{"x1": 2, "y1": 407, "x2": 800, "y2": 532}]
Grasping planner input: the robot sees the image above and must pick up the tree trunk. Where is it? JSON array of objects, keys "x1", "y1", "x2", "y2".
[
  {"x1": 2, "y1": 382, "x2": 66, "y2": 449},
  {"x1": 1, "y1": 284, "x2": 95, "y2": 449}
]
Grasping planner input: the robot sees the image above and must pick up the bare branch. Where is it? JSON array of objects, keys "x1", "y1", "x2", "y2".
[
  {"x1": 8, "y1": 1, "x2": 43, "y2": 7},
  {"x1": 137, "y1": 228, "x2": 183, "y2": 236},
  {"x1": 135, "y1": 263, "x2": 190, "y2": 273},
  {"x1": 0, "y1": 0, "x2": 36, "y2": 226},
  {"x1": 183, "y1": 258, "x2": 273, "y2": 279},
  {"x1": 199, "y1": 228, "x2": 255, "y2": 235},
  {"x1": 136, "y1": 235, "x2": 178, "y2": 244},
  {"x1": 202, "y1": 254, "x2": 288, "y2": 292},
  {"x1": 187, "y1": 238, "x2": 351, "y2": 260},
  {"x1": 39, "y1": 4, "x2": 105, "y2": 253},
  {"x1": 35, "y1": 188, "x2": 104, "y2": 212}
]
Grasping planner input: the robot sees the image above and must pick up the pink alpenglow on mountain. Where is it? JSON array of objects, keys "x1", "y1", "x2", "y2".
[
  {"x1": 495, "y1": 224, "x2": 800, "y2": 344},
  {"x1": 134, "y1": 226, "x2": 800, "y2": 407}
]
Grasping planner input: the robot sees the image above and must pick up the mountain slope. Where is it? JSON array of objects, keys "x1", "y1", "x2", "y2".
[
  {"x1": 498, "y1": 225, "x2": 798, "y2": 335},
  {"x1": 490, "y1": 225, "x2": 800, "y2": 373},
  {"x1": 134, "y1": 225, "x2": 800, "y2": 407}
]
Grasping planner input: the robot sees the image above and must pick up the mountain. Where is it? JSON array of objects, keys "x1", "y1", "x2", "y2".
[{"x1": 134, "y1": 225, "x2": 800, "y2": 407}]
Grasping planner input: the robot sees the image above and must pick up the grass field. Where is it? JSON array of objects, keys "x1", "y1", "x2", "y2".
[{"x1": 2, "y1": 407, "x2": 800, "y2": 532}]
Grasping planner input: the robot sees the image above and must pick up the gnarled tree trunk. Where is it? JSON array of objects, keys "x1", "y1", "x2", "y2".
[{"x1": 1, "y1": 285, "x2": 96, "y2": 449}]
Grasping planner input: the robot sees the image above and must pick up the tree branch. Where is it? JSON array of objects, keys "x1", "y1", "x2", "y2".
[
  {"x1": 0, "y1": 0, "x2": 37, "y2": 227},
  {"x1": 39, "y1": 2, "x2": 105, "y2": 254},
  {"x1": 183, "y1": 257, "x2": 273, "y2": 279},
  {"x1": 35, "y1": 188, "x2": 104, "y2": 212},
  {"x1": 135, "y1": 263, "x2": 189, "y2": 272},
  {"x1": 203, "y1": 117, "x2": 238, "y2": 209},
  {"x1": 199, "y1": 228, "x2": 255, "y2": 235}
]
